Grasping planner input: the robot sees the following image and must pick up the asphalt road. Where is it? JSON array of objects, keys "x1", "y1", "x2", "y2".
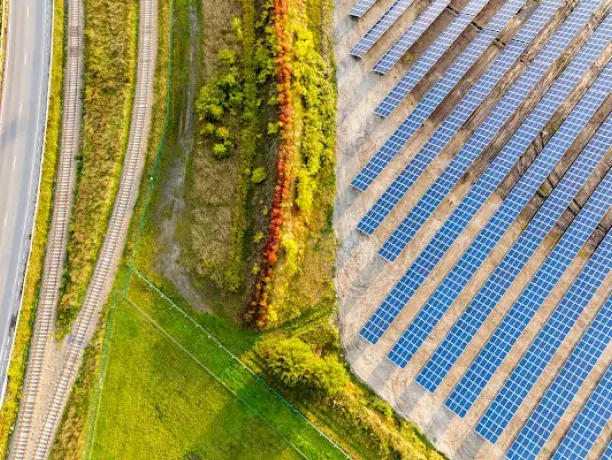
[{"x1": 0, "y1": 0, "x2": 52, "y2": 401}]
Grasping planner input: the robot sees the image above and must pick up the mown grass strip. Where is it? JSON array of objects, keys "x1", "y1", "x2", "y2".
[
  {"x1": 119, "y1": 269, "x2": 349, "y2": 459},
  {"x1": 84, "y1": 285, "x2": 307, "y2": 459},
  {"x1": 0, "y1": 0, "x2": 64, "y2": 455},
  {"x1": 123, "y1": 294, "x2": 309, "y2": 458}
]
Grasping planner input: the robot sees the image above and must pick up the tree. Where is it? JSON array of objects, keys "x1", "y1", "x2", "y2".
[{"x1": 259, "y1": 337, "x2": 349, "y2": 397}]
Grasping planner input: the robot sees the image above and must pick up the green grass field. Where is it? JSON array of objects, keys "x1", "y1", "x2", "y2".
[{"x1": 86, "y1": 270, "x2": 346, "y2": 460}]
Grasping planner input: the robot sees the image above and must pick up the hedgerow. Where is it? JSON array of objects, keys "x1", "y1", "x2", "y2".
[{"x1": 195, "y1": 2, "x2": 276, "y2": 294}]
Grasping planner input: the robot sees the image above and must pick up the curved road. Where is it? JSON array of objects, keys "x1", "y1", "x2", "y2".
[{"x1": 0, "y1": 0, "x2": 52, "y2": 401}]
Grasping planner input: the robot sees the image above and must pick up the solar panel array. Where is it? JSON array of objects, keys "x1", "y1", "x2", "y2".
[
  {"x1": 552, "y1": 364, "x2": 612, "y2": 460},
  {"x1": 350, "y1": 0, "x2": 416, "y2": 58},
  {"x1": 343, "y1": 0, "x2": 612, "y2": 456},
  {"x1": 350, "y1": 0, "x2": 378, "y2": 17},
  {"x1": 416, "y1": 57, "x2": 612, "y2": 393},
  {"x1": 378, "y1": 0, "x2": 599, "y2": 262},
  {"x1": 507, "y1": 283, "x2": 612, "y2": 459},
  {"x1": 374, "y1": 0, "x2": 489, "y2": 106},
  {"x1": 476, "y1": 118, "x2": 612, "y2": 444},
  {"x1": 373, "y1": 0, "x2": 451, "y2": 75},
  {"x1": 351, "y1": 0, "x2": 531, "y2": 192},
  {"x1": 360, "y1": 12, "x2": 611, "y2": 345},
  {"x1": 445, "y1": 123, "x2": 612, "y2": 417},
  {"x1": 358, "y1": 0, "x2": 587, "y2": 237}
]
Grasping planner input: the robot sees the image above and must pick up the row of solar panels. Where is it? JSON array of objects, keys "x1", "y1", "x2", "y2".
[{"x1": 347, "y1": 0, "x2": 612, "y2": 457}]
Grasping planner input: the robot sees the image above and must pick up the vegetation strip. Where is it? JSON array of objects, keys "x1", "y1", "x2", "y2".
[
  {"x1": 0, "y1": 0, "x2": 65, "y2": 455},
  {"x1": 0, "y1": 0, "x2": 8, "y2": 102},
  {"x1": 245, "y1": 0, "x2": 294, "y2": 326},
  {"x1": 132, "y1": 268, "x2": 350, "y2": 458}
]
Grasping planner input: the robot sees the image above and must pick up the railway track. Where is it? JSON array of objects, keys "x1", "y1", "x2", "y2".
[
  {"x1": 31, "y1": 0, "x2": 157, "y2": 457},
  {"x1": 10, "y1": 0, "x2": 83, "y2": 456},
  {"x1": 10, "y1": 0, "x2": 157, "y2": 457}
]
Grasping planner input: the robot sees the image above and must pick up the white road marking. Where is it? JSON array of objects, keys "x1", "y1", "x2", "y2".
[
  {"x1": 27, "y1": 6, "x2": 30, "y2": 18},
  {"x1": 23, "y1": 53, "x2": 27, "y2": 67},
  {"x1": 19, "y1": 103, "x2": 22, "y2": 115},
  {"x1": 12, "y1": 155, "x2": 16, "y2": 171},
  {"x1": 3, "y1": 213, "x2": 7, "y2": 229}
]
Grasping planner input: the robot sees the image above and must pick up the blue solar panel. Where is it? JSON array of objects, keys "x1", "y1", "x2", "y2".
[
  {"x1": 373, "y1": 0, "x2": 536, "y2": 113},
  {"x1": 357, "y1": 2, "x2": 598, "y2": 237},
  {"x1": 378, "y1": 1, "x2": 599, "y2": 261},
  {"x1": 373, "y1": 2, "x2": 481, "y2": 98},
  {"x1": 416, "y1": 81, "x2": 612, "y2": 394},
  {"x1": 552, "y1": 365, "x2": 612, "y2": 460},
  {"x1": 477, "y1": 208, "x2": 612, "y2": 444},
  {"x1": 350, "y1": 0, "x2": 416, "y2": 58},
  {"x1": 351, "y1": 0, "x2": 531, "y2": 193},
  {"x1": 508, "y1": 287, "x2": 612, "y2": 460},
  {"x1": 360, "y1": 13, "x2": 611, "y2": 346},
  {"x1": 446, "y1": 123, "x2": 612, "y2": 417},
  {"x1": 350, "y1": 0, "x2": 378, "y2": 17},
  {"x1": 373, "y1": 0, "x2": 451, "y2": 74},
  {"x1": 601, "y1": 441, "x2": 612, "y2": 460}
]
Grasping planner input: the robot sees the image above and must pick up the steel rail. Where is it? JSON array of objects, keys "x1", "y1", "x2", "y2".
[
  {"x1": 10, "y1": 0, "x2": 83, "y2": 456},
  {"x1": 28, "y1": 0, "x2": 157, "y2": 457}
]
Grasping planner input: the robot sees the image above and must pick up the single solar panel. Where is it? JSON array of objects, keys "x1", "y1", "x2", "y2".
[
  {"x1": 507, "y1": 288, "x2": 612, "y2": 459},
  {"x1": 378, "y1": 1, "x2": 599, "y2": 261},
  {"x1": 350, "y1": 0, "x2": 378, "y2": 17},
  {"x1": 373, "y1": 0, "x2": 451, "y2": 74},
  {"x1": 375, "y1": 14, "x2": 475, "y2": 107},
  {"x1": 351, "y1": 0, "x2": 531, "y2": 193},
  {"x1": 359, "y1": 8, "x2": 610, "y2": 346},
  {"x1": 552, "y1": 365, "x2": 612, "y2": 459},
  {"x1": 350, "y1": 0, "x2": 416, "y2": 58}
]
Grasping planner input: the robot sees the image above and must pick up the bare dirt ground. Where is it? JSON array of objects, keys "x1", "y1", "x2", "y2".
[
  {"x1": 333, "y1": 0, "x2": 612, "y2": 457},
  {"x1": 155, "y1": 2, "x2": 213, "y2": 313}
]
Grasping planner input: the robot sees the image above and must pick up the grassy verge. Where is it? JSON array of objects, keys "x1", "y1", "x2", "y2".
[
  {"x1": 0, "y1": 0, "x2": 8, "y2": 97},
  {"x1": 0, "y1": 0, "x2": 65, "y2": 455},
  {"x1": 82, "y1": 269, "x2": 343, "y2": 459},
  {"x1": 55, "y1": 0, "x2": 139, "y2": 336}
]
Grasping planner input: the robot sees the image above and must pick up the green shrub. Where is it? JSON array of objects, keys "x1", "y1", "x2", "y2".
[
  {"x1": 251, "y1": 167, "x2": 266, "y2": 184},
  {"x1": 216, "y1": 126, "x2": 231, "y2": 140},
  {"x1": 212, "y1": 143, "x2": 230, "y2": 159},
  {"x1": 258, "y1": 337, "x2": 349, "y2": 397}
]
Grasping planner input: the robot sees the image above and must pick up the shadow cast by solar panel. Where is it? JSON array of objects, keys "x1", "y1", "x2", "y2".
[
  {"x1": 364, "y1": 351, "x2": 398, "y2": 387},
  {"x1": 455, "y1": 429, "x2": 487, "y2": 460},
  {"x1": 396, "y1": 380, "x2": 426, "y2": 415},
  {"x1": 425, "y1": 403, "x2": 455, "y2": 440}
]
